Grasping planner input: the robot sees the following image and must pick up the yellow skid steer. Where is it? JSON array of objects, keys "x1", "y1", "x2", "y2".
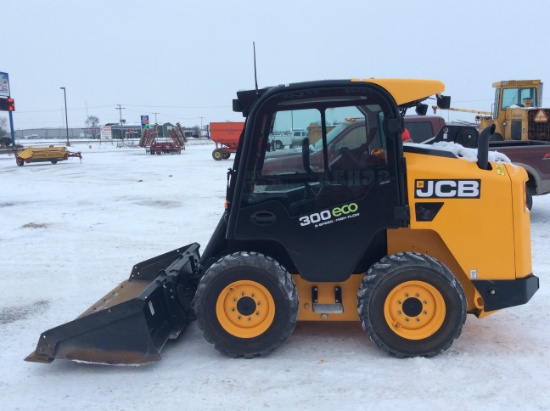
[{"x1": 26, "y1": 79, "x2": 538, "y2": 365}]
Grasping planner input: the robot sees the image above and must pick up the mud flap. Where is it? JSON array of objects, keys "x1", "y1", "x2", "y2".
[{"x1": 25, "y1": 243, "x2": 201, "y2": 365}]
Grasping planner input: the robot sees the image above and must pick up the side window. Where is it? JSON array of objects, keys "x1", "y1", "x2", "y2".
[{"x1": 493, "y1": 88, "x2": 500, "y2": 118}]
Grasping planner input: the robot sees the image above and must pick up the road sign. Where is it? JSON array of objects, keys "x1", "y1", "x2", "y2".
[
  {"x1": 0, "y1": 72, "x2": 9, "y2": 97},
  {"x1": 141, "y1": 115, "x2": 150, "y2": 129}
]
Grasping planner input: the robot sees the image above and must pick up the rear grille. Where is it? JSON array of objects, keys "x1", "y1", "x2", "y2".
[{"x1": 528, "y1": 109, "x2": 550, "y2": 141}]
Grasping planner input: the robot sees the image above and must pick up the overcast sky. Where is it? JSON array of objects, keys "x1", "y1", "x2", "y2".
[{"x1": 2, "y1": 0, "x2": 550, "y2": 132}]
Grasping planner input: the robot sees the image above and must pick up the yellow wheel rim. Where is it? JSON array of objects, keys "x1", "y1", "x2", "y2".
[
  {"x1": 214, "y1": 151, "x2": 222, "y2": 159},
  {"x1": 216, "y1": 280, "x2": 276, "y2": 338},
  {"x1": 384, "y1": 280, "x2": 446, "y2": 340}
]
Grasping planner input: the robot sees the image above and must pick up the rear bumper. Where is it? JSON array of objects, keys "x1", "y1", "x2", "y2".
[{"x1": 472, "y1": 275, "x2": 539, "y2": 312}]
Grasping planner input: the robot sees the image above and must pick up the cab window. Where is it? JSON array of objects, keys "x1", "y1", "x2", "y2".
[{"x1": 241, "y1": 88, "x2": 395, "y2": 215}]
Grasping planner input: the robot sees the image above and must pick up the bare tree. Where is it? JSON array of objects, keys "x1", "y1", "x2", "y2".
[
  {"x1": 85, "y1": 115, "x2": 100, "y2": 139},
  {"x1": 0, "y1": 117, "x2": 8, "y2": 140}
]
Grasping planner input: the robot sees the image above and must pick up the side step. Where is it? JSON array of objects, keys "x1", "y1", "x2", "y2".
[{"x1": 311, "y1": 286, "x2": 344, "y2": 314}]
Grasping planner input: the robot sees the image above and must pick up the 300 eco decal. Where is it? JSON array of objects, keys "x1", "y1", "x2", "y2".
[{"x1": 299, "y1": 202, "x2": 359, "y2": 228}]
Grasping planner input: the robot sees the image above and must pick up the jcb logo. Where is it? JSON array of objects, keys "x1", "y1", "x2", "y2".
[{"x1": 415, "y1": 179, "x2": 480, "y2": 198}]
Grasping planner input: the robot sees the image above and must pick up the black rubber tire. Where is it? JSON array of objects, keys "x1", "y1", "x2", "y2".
[
  {"x1": 212, "y1": 149, "x2": 223, "y2": 161},
  {"x1": 275, "y1": 140, "x2": 284, "y2": 150},
  {"x1": 51, "y1": 160, "x2": 57, "y2": 164},
  {"x1": 526, "y1": 187, "x2": 533, "y2": 211},
  {"x1": 16, "y1": 158, "x2": 24, "y2": 166},
  {"x1": 222, "y1": 152, "x2": 231, "y2": 160},
  {"x1": 357, "y1": 252, "x2": 466, "y2": 358},
  {"x1": 194, "y1": 251, "x2": 298, "y2": 358},
  {"x1": 490, "y1": 133, "x2": 504, "y2": 142}
]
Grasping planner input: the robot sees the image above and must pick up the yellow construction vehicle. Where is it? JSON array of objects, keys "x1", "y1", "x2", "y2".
[
  {"x1": 435, "y1": 80, "x2": 549, "y2": 141},
  {"x1": 26, "y1": 79, "x2": 538, "y2": 365}
]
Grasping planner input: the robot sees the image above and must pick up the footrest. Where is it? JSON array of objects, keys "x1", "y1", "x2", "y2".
[{"x1": 312, "y1": 303, "x2": 344, "y2": 314}]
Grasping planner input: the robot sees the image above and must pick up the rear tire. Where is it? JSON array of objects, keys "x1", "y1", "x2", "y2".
[
  {"x1": 194, "y1": 252, "x2": 298, "y2": 358},
  {"x1": 212, "y1": 149, "x2": 223, "y2": 161},
  {"x1": 357, "y1": 252, "x2": 466, "y2": 358}
]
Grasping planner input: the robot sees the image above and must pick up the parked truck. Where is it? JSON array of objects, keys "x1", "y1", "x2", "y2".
[{"x1": 404, "y1": 115, "x2": 550, "y2": 198}]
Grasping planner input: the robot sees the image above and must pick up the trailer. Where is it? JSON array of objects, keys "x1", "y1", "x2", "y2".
[
  {"x1": 14, "y1": 146, "x2": 82, "y2": 166},
  {"x1": 209, "y1": 122, "x2": 244, "y2": 160}
]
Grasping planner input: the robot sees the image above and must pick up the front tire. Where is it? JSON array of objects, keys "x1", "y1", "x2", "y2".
[
  {"x1": 194, "y1": 252, "x2": 298, "y2": 358},
  {"x1": 357, "y1": 252, "x2": 466, "y2": 358}
]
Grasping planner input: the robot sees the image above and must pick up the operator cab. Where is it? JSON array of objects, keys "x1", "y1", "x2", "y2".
[{"x1": 228, "y1": 83, "x2": 406, "y2": 282}]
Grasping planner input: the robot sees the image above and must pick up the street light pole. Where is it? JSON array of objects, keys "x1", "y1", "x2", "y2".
[{"x1": 60, "y1": 87, "x2": 69, "y2": 146}]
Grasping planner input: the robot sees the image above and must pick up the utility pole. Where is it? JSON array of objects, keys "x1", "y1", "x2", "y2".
[
  {"x1": 60, "y1": 87, "x2": 69, "y2": 146},
  {"x1": 116, "y1": 104, "x2": 126, "y2": 139},
  {"x1": 199, "y1": 116, "x2": 205, "y2": 130},
  {"x1": 153, "y1": 112, "x2": 159, "y2": 123},
  {"x1": 116, "y1": 104, "x2": 125, "y2": 123}
]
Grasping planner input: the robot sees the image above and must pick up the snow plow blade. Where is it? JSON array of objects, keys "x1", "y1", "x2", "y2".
[{"x1": 25, "y1": 243, "x2": 200, "y2": 365}]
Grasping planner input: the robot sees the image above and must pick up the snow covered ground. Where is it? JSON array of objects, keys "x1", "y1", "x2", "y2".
[{"x1": 1, "y1": 140, "x2": 549, "y2": 411}]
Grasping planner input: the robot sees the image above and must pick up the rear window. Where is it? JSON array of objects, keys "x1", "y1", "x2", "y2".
[{"x1": 406, "y1": 121, "x2": 435, "y2": 143}]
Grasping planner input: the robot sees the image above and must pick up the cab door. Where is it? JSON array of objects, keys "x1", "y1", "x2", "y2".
[{"x1": 229, "y1": 84, "x2": 407, "y2": 282}]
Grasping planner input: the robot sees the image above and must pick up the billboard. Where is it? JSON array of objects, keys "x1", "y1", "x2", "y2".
[
  {"x1": 100, "y1": 125, "x2": 112, "y2": 141},
  {"x1": 0, "y1": 72, "x2": 10, "y2": 97}
]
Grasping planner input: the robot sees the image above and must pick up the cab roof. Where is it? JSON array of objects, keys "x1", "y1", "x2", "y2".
[{"x1": 234, "y1": 78, "x2": 446, "y2": 114}]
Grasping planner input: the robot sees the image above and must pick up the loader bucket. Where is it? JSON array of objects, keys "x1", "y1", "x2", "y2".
[{"x1": 25, "y1": 243, "x2": 200, "y2": 365}]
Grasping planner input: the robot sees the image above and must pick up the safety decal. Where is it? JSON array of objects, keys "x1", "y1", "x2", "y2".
[
  {"x1": 534, "y1": 110, "x2": 548, "y2": 123},
  {"x1": 496, "y1": 164, "x2": 505, "y2": 176}
]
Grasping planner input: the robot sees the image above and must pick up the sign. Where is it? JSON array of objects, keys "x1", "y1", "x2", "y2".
[
  {"x1": 100, "y1": 125, "x2": 112, "y2": 141},
  {"x1": 141, "y1": 115, "x2": 150, "y2": 129},
  {"x1": 0, "y1": 72, "x2": 10, "y2": 97},
  {"x1": 534, "y1": 109, "x2": 548, "y2": 123}
]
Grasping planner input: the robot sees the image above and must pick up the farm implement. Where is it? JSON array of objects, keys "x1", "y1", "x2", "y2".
[
  {"x1": 139, "y1": 123, "x2": 187, "y2": 155},
  {"x1": 209, "y1": 121, "x2": 244, "y2": 160},
  {"x1": 15, "y1": 146, "x2": 82, "y2": 166}
]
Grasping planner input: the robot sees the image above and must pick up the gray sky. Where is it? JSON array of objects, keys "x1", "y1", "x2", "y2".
[{"x1": 2, "y1": 0, "x2": 550, "y2": 131}]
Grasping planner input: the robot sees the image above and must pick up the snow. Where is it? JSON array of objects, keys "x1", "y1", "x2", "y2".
[
  {"x1": 433, "y1": 141, "x2": 513, "y2": 163},
  {"x1": 1, "y1": 140, "x2": 549, "y2": 411}
]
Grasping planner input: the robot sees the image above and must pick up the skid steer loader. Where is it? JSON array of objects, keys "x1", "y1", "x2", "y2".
[{"x1": 26, "y1": 79, "x2": 539, "y2": 365}]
